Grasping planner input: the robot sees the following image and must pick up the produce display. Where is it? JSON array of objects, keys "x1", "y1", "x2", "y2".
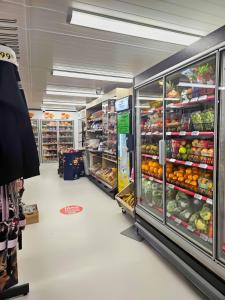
[
  {"x1": 166, "y1": 108, "x2": 214, "y2": 132},
  {"x1": 95, "y1": 167, "x2": 117, "y2": 187},
  {"x1": 141, "y1": 110, "x2": 163, "y2": 133},
  {"x1": 166, "y1": 163, "x2": 213, "y2": 197},
  {"x1": 141, "y1": 159, "x2": 163, "y2": 179},
  {"x1": 141, "y1": 143, "x2": 159, "y2": 155},
  {"x1": 169, "y1": 139, "x2": 214, "y2": 165},
  {"x1": 167, "y1": 189, "x2": 213, "y2": 238},
  {"x1": 120, "y1": 192, "x2": 135, "y2": 208},
  {"x1": 141, "y1": 178, "x2": 163, "y2": 209}
]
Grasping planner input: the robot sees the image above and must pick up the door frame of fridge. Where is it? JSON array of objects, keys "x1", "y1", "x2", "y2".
[{"x1": 134, "y1": 49, "x2": 225, "y2": 280}]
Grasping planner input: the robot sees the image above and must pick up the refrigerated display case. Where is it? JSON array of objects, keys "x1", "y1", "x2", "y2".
[
  {"x1": 31, "y1": 119, "x2": 40, "y2": 156},
  {"x1": 58, "y1": 121, "x2": 74, "y2": 149},
  {"x1": 41, "y1": 120, "x2": 75, "y2": 162},
  {"x1": 41, "y1": 120, "x2": 58, "y2": 162},
  {"x1": 134, "y1": 25, "x2": 225, "y2": 299}
]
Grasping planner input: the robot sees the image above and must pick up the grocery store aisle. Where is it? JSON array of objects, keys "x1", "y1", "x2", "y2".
[{"x1": 18, "y1": 164, "x2": 204, "y2": 300}]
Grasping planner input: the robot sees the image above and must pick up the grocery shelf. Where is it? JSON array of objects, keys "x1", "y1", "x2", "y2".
[
  {"x1": 102, "y1": 156, "x2": 117, "y2": 164},
  {"x1": 167, "y1": 212, "x2": 213, "y2": 244},
  {"x1": 87, "y1": 129, "x2": 103, "y2": 132},
  {"x1": 116, "y1": 196, "x2": 135, "y2": 217},
  {"x1": 142, "y1": 174, "x2": 163, "y2": 184},
  {"x1": 166, "y1": 182, "x2": 213, "y2": 205},
  {"x1": 87, "y1": 117, "x2": 102, "y2": 122},
  {"x1": 166, "y1": 158, "x2": 214, "y2": 170},
  {"x1": 59, "y1": 130, "x2": 73, "y2": 133},
  {"x1": 89, "y1": 172, "x2": 116, "y2": 190},
  {"x1": 166, "y1": 131, "x2": 214, "y2": 137},
  {"x1": 42, "y1": 143, "x2": 58, "y2": 145},
  {"x1": 42, "y1": 130, "x2": 57, "y2": 133},
  {"x1": 142, "y1": 154, "x2": 159, "y2": 160},
  {"x1": 166, "y1": 95, "x2": 215, "y2": 109},
  {"x1": 141, "y1": 132, "x2": 163, "y2": 136}
]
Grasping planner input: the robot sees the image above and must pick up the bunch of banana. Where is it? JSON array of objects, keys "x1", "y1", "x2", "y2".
[{"x1": 121, "y1": 192, "x2": 135, "y2": 207}]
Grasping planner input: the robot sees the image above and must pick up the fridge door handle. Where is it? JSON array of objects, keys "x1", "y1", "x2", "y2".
[{"x1": 159, "y1": 140, "x2": 165, "y2": 165}]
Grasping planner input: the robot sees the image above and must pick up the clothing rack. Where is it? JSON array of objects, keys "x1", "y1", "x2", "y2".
[{"x1": 0, "y1": 180, "x2": 29, "y2": 299}]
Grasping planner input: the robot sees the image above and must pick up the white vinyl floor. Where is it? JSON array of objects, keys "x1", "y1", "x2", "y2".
[{"x1": 17, "y1": 164, "x2": 204, "y2": 300}]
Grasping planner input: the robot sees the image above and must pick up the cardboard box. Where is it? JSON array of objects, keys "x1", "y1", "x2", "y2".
[{"x1": 24, "y1": 204, "x2": 39, "y2": 225}]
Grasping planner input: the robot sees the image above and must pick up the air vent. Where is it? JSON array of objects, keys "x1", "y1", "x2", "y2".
[{"x1": 0, "y1": 19, "x2": 20, "y2": 59}]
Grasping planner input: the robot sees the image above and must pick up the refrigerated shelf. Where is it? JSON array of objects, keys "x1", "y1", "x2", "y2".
[
  {"x1": 142, "y1": 174, "x2": 163, "y2": 184},
  {"x1": 166, "y1": 131, "x2": 214, "y2": 137},
  {"x1": 166, "y1": 95, "x2": 215, "y2": 109},
  {"x1": 142, "y1": 154, "x2": 159, "y2": 160},
  {"x1": 166, "y1": 182, "x2": 213, "y2": 205},
  {"x1": 166, "y1": 158, "x2": 214, "y2": 170}
]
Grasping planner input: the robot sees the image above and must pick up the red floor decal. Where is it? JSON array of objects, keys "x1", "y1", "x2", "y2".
[{"x1": 60, "y1": 205, "x2": 83, "y2": 215}]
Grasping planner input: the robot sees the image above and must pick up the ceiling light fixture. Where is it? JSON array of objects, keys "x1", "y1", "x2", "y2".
[
  {"x1": 52, "y1": 69, "x2": 133, "y2": 83},
  {"x1": 46, "y1": 90, "x2": 98, "y2": 97},
  {"x1": 43, "y1": 101, "x2": 85, "y2": 106},
  {"x1": 41, "y1": 105, "x2": 77, "y2": 112},
  {"x1": 67, "y1": 9, "x2": 201, "y2": 46}
]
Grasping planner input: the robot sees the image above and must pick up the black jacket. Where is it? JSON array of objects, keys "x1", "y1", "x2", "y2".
[{"x1": 0, "y1": 60, "x2": 40, "y2": 185}]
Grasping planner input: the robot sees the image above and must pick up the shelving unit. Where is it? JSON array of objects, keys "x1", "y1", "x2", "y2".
[
  {"x1": 31, "y1": 119, "x2": 40, "y2": 157},
  {"x1": 41, "y1": 120, "x2": 74, "y2": 162}
]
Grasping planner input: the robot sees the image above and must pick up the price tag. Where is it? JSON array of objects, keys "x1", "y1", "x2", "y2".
[
  {"x1": 167, "y1": 213, "x2": 171, "y2": 217},
  {"x1": 192, "y1": 131, "x2": 199, "y2": 136},
  {"x1": 168, "y1": 184, "x2": 174, "y2": 189},
  {"x1": 182, "y1": 100, "x2": 189, "y2": 104},
  {"x1": 185, "y1": 161, "x2": 193, "y2": 166},
  {"x1": 147, "y1": 132, "x2": 151, "y2": 136},
  {"x1": 149, "y1": 177, "x2": 153, "y2": 181},
  {"x1": 194, "y1": 193, "x2": 202, "y2": 200},
  {"x1": 199, "y1": 163, "x2": 208, "y2": 169},
  {"x1": 199, "y1": 95, "x2": 208, "y2": 101},
  {"x1": 141, "y1": 132, "x2": 145, "y2": 136},
  {"x1": 167, "y1": 132, "x2": 172, "y2": 136},
  {"x1": 206, "y1": 198, "x2": 213, "y2": 205},
  {"x1": 191, "y1": 97, "x2": 198, "y2": 102},
  {"x1": 200, "y1": 233, "x2": 209, "y2": 242},
  {"x1": 152, "y1": 156, "x2": 158, "y2": 160},
  {"x1": 169, "y1": 158, "x2": 176, "y2": 162},
  {"x1": 174, "y1": 218, "x2": 182, "y2": 224},
  {"x1": 179, "y1": 131, "x2": 186, "y2": 136},
  {"x1": 187, "y1": 225, "x2": 195, "y2": 232}
]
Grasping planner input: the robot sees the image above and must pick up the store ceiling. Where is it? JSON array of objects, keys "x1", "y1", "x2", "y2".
[{"x1": 1, "y1": 0, "x2": 225, "y2": 110}]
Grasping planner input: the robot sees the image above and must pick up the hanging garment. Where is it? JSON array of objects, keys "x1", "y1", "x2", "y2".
[{"x1": 0, "y1": 46, "x2": 40, "y2": 185}]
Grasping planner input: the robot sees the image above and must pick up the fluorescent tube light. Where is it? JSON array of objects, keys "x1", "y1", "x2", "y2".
[
  {"x1": 46, "y1": 90, "x2": 98, "y2": 97},
  {"x1": 43, "y1": 101, "x2": 85, "y2": 106},
  {"x1": 52, "y1": 69, "x2": 133, "y2": 83},
  {"x1": 68, "y1": 9, "x2": 201, "y2": 46},
  {"x1": 178, "y1": 82, "x2": 215, "y2": 88},
  {"x1": 41, "y1": 105, "x2": 77, "y2": 112}
]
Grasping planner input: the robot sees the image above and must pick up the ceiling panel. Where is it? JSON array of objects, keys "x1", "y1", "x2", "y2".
[{"x1": 1, "y1": 0, "x2": 225, "y2": 109}]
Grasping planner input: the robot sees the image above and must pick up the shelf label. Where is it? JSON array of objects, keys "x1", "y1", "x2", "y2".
[
  {"x1": 167, "y1": 132, "x2": 172, "y2": 136},
  {"x1": 199, "y1": 163, "x2": 208, "y2": 169},
  {"x1": 199, "y1": 95, "x2": 208, "y2": 101},
  {"x1": 200, "y1": 233, "x2": 209, "y2": 242},
  {"x1": 169, "y1": 158, "x2": 176, "y2": 162},
  {"x1": 192, "y1": 131, "x2": 199, "y2": 136},
  {"x1": 147, "y1": 132, "x2": 151, "y2": 136},
  {"x1": 179, "y1": 131, "x2": 186, "y2": 136},
  {"x1": 185, "y1": 161, "x2": 193, "y2": 166},
  {"x1": 141, "y1": 133, "x2": 146, "y2": 136},
  {"x1": 194, "y1": 193, "x2": 202, "y2": 200},
  {"x1": 152, "y1": 156, "x2": 158, "y2": 160},
  {"x1": 187, "y1": 225, "x2": 195, "y2": 232},
  {"x1": 167, "y1": 184, "x2": 174, "y2": 189},
  {"x1": 174, "y1": 218, "x2": 182, "y2": 224},
  {"x1": 191, "y1": 97, "x2": 198, "y2": 102},
  {"x1": 149, "y1": 177, "x2": 154, "y2": 181},
  {"x1": 206, "y1": 198, "x2": 213, "y2": 205},
  {"x1": 182, "y1": 100, "x2": 189, "y2": 104},
  {"x1": 167, "y1": 213, "x2": 171, "y2": 217}
]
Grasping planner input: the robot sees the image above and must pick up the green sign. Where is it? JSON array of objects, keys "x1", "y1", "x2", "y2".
[{"x1": 118, "y1": 112, "x2": 130, "y2": 134}]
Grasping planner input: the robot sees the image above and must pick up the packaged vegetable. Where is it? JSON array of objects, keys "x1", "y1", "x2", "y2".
[
  {"x1": 189, "y1": 212, "x2": 200, "y2": 228},
  {"x1": 179, "y1": 208, "x2": 193, "y2": 222},
  {"x1": 177, "y1": 198, "x2": 190, "y2": 210},
  {"x1": 192, "y1": 198, "x2": 203, "y2": 212},
  {"x1": 167, "y1": 200, "x2": 178, "y2": 214},
  {"x1": 200, "y1": 204, "x2": 212, "y2": 221},
  {"x1": 195, "y1": 218, "x2": 208, "y2": 233}
]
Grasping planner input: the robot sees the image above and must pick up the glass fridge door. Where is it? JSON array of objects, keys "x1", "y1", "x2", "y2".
[
  {"x1": 218, "y1": 50, "x2": 225, "y2": 263},
  {"x1": 165, "y1": 55, "x2": 216, "y2": 254},
  {"x1": 136, "y1": 79, "x2": 164, "y2": 221}
]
